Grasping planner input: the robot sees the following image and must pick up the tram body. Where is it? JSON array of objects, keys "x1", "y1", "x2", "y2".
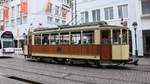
[
  {"x1": 0, "y1": 31, "x2": 15, "y2": 56},
  {"x1": 24, "y1": 22, "x2": 133, "y2": 65}
]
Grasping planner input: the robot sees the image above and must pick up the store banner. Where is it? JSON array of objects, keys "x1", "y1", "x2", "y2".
[
  {"x1": 3, "y1": 6, "x2": 9, "y2": 19},
  {"x1": 20, "y1": 0, "x2": 28, "y2": 13}
]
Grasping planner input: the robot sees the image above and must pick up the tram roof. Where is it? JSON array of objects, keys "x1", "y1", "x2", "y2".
[{"x1": 33, "y1": 22, "x2": 127, "y2": 32}]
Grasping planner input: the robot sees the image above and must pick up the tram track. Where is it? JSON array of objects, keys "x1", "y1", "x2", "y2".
[{"x1": 0, "y1": 58, "x2": 149, "y2": 84}]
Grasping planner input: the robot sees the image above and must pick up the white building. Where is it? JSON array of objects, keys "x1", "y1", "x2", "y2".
[
  {"x1": 75, "y1": 0, "x2": 150, "y2": 57},
  {"x1": 0, "y1": 0, "x2": 71, "y2": 48}
]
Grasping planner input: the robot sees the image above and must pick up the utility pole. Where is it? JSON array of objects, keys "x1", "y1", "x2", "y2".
[
  {"x1": 71, "y1": 0, "x2": 74, "y2": 25},
  {"x1": 74, "y1": 0, "x2": 77, "y2": 25}
]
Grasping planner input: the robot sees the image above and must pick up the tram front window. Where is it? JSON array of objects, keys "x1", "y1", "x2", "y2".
[
  {"x1": 3, "y1": 41, "x2": 13, "y2": 48},
  {"x1": 122, "y1": 29, "x2": 127, "y2": 44},
  {"x1": 113, "y1": 30, "x2": 121, "y2": 44}
]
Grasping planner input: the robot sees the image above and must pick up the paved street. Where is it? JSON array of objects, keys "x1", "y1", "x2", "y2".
[{"x1": 0, "y1": 55, "x2": 149, "y2": 84}]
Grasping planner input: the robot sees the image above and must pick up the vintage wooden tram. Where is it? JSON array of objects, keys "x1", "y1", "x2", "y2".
[{"x1": 23, "y1": 22, "x2": 136, "y2": 66}]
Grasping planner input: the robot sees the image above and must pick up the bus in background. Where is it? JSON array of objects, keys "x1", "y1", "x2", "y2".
[{"x1": 0, "y1": 31, "x2": 15, "y2": 56}]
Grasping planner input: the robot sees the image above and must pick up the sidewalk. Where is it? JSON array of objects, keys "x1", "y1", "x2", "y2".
[{"x1": 138, "y1": 57, "x2": 150, "y2": 65}]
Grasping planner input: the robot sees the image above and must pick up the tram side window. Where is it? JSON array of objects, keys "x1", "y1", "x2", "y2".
[
  {"x1": 42, "y1": 34, "x2": 49, "y2": 45},
  {"x1": 122, "y1": 29, "x2": 127, "y2": 44},
  {"x1": 34, "y1": 34, "x2": 41, "y2": 45},
  {"x1": 71, "y1": 33, "x2": 81, "y2": 44},
  {"x1": 113, "y1": 30, "x2": 121, "y2": 44},
  {"x1": 101, "y1": 30, "x2": 111, "y2": 44},
  {"x1": 50, "y1": 34, "x2": 59, "y2": 45},
  {"x1": 83, "y1": 31, "x2": 94, "y2": 44},
  {"x1": 60, "y1": 33, "x2": 69, "y2": 44}
]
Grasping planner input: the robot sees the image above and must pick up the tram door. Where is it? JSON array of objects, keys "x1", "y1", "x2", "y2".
[
  {"x1": 100, "y1": 30, "x2": 112, "y2": 62},
  {"x1": 27, "y1": 32, "x2": 32, "y2": 56}
]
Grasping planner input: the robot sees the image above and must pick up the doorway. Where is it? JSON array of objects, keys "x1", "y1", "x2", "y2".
[{"x1": 143, "y1": 30, "x2": 150, "y2": 56}]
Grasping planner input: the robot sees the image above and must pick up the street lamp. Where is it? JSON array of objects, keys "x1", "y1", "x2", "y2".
[{"x1": 132, "y1": 22, "x2": 138, "y2": 64}]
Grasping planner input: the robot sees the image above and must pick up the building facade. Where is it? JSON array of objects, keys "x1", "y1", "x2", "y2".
[
  {"x1": 75, "y1": 0, "x2": 150, "y2": 57},
  {"x1": 0, "y1": 0, "x2": 71, "y2": 48}
]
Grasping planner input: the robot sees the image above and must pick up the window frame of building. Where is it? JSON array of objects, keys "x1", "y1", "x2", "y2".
[
  {"x1": 17, "y1": 4, "x2": 20, "y2": 17},
  {"x1": 142, "y1": 0, "x2": 150, "y2": 15},
  {"x1": 92, "y1": 9, "x2": 100, "y2": 22},
  {"x1": 55, "y1": 5, "x2": 60, "y2": 16},
  {"x1": 55, "y1": 18, "x2": 60, "y2": 23},
  {"x1": 22, "y1": 15, "x2": 27, "y2": 24},
  {"x1": 47, "y1": 3, "x2": 53, "y2": 14},
  {"x1": 11, "y1": 19, "x2": 15, "y2": 27},
  {"x1": 11, "y1": 6, "x2": 15, "y2": 18},
  {"x1": 16, "y1": 17, "x2": 21, "y2": 25},
  {"x1": 47, "y1": 16, "x2": 53, "y2": 24},
  {"x1": 118, "y1": 4, "x2": 128, "y2": 19},
  {"x1": 81, "y1": 11, "x2": 89, "y2": 23},
  {"x1": 62, "y1": 20, "x2": 66, "y2": 25},
  {"x1": 104, "y1": 7, "x2": 114, "y2": 20},
  {"x1": 5, "y1": 21, "x2": 9, "y2": 27}
]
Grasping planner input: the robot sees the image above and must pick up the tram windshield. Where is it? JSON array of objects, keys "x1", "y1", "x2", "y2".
[{"x1": 3, "y1": 41, "x2": 14, "y2": 48}]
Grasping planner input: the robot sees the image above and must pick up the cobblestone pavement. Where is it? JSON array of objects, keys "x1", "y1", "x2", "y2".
[{"x1": 0, "y1": 55, "x2": 149, "y2": 84}]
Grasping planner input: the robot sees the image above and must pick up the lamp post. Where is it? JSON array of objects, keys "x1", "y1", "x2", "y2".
[{"x1": 132, "y1": 22, "x2": 138, "y2": 63}]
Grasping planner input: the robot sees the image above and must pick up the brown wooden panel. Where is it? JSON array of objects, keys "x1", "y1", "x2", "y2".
[
  {"x1": 100, "y1": 45, "x2": 112, "y2": 61},
  {"x1": 32, "y1": 45, "x2": 100, "y2": 56}
]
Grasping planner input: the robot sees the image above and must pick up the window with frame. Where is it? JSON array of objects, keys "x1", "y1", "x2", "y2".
[
  {"x1": 62, "y1": 20, "x2": 66, "y2": 25},
  {"x1": 47, "y1": 16, "x2": 53, "y2": 24},
  {"x1": 113, "y1": 30, "x2": 121, "y2": 44},
  {"x1": 11, "y1": 19, "x2": 14, "y2": 27},
  {"x1": 42, "y1": 34, "x2": 49, "y2": 45},
  {"x1": 118, "y1": 4, "x2": 128, "y2": 19},
  {"x1": 34, "y1": 34, "x2": 41, "y2": 45},
  {"x1": 50, "y1": 34, "x2": 59, "y2": 45},
  {"x1": 142, "y1": 0, "x2": 150, "y2": 14},
  {"x1": 92, "y1": 9, "x2": 100, "y2": 22},
  {"x1": 55, "y1": 18, "x2": 59, "y2": 23},
  {"x1": 17, "y1": 4, "x2": 20, "y2": 16},
  {"x1": 101, "y1": 30, "x2": 111, "y2": 44},
  {"x1": 60, "y1": 33, "x2": 69, "y2": 44},
  {"x1": 23, "y1": 15, "x2": 27, "y2": 24},
  {"x1": 122, "y1": 29, "x2": 127, "y2": 44},
  {"x1": 55, "y1": 5, "x2": 59, "y2": 15},
  {"x1": 62, "y1": 8, "x2": 68, "y2": 18},
  {"x1": 48, "y1": 3, "x2": 53, "y2": 14},
  {"x1": 16, "y1": 18, "x2": 21, "y2": 25},
  {"x1": 83, "y1": 31, "x2": 94, "y2": 44},
  {"x1": 71, "y1": 32, "x2": 81, "y2": 44},
  {"x1": 104, "y1": 7, "x2": 113, "y2": 20},
  {"x1": 11, "y1": 6, "x2": 15, "y2": 17},
  {"x1": 6, "y1": 21, "x2": 9, "y2": 27},
  {"x1": 81, "y1": 11, "x2": 89, "y2": 23}
]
